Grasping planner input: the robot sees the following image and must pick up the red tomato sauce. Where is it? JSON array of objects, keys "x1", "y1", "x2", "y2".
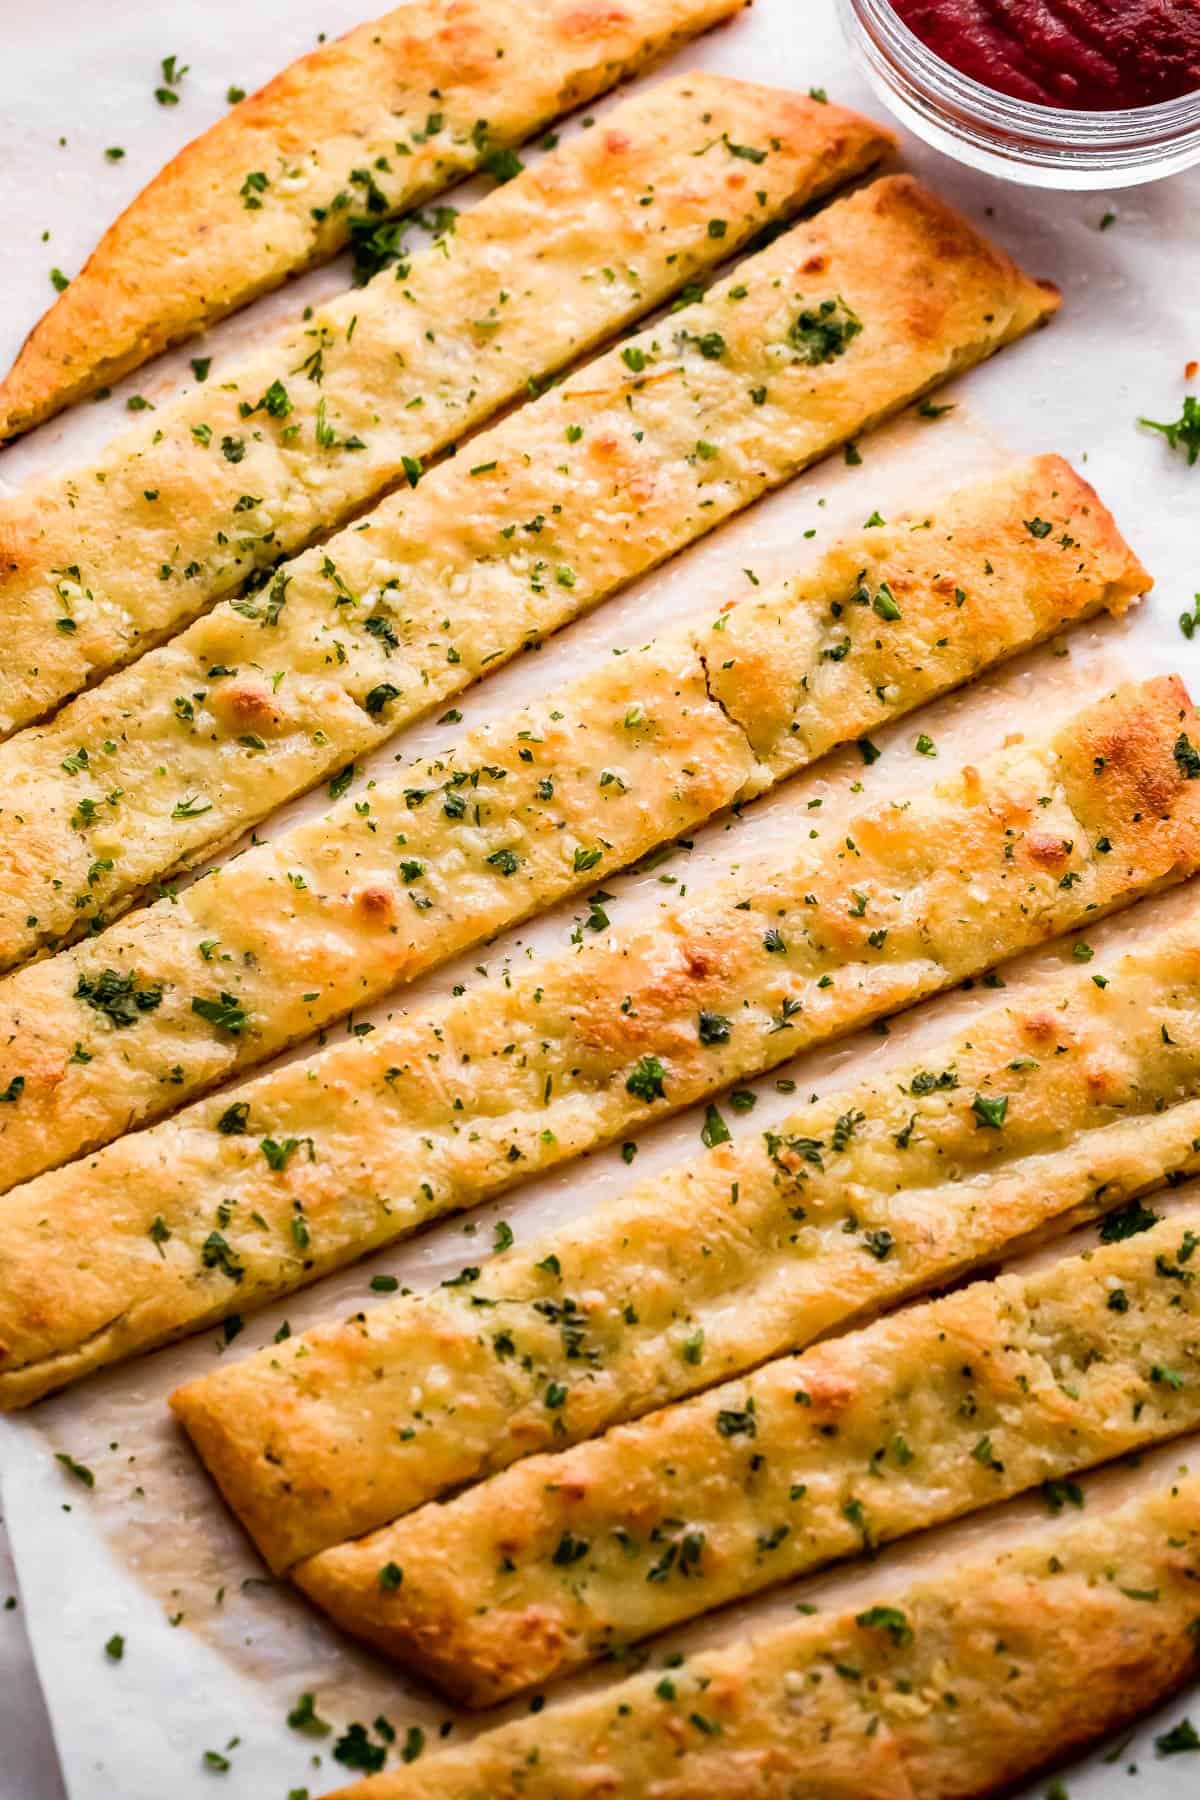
[{"x1": 890, "y1": 0, "x2": 1200, "y2": 108}]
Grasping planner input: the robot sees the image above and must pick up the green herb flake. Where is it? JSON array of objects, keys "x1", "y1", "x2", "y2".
[
  {"x1": 55, "y1": 1452, "x2": 95, "y2": 1488},
  {"x1": 970, "y1": 1092, "x2": 1009, "y2": 1130},
  {"x1": 1140, "y1": 395, "x2": 1200, "y2": 466}
]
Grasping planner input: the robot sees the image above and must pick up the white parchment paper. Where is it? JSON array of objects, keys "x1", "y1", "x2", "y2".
[{"x1": 2, "y1": 1, "x2": 1200, "y2": 1795}]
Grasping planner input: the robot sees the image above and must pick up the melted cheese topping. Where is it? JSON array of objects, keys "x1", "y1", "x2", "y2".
[
  {"x1": 0, "y1": 455, "x2": 1144, "y2": 1191},
  {"x1": 1, "y1": 677, "x2": 1197, "y2": 1424},
  {"x1": 0, "y1": 71, "x2": 885, "y2": 731},
  {"x1": 320, "y1": 1474, "x2": 1200, "y2": 1800},
  {"x1": 173, "y1": 892, "x2": 1200, "y2": 1569},
  {"x1": 298, "y1": 1212, "x2": 1200, "y2": 1702},
  {"x1": 0, "y1": 0, "x2": 750, "y2": 436},
  {"x1": 0, "y1": 174, "x2": 1051, "y2": 968}
]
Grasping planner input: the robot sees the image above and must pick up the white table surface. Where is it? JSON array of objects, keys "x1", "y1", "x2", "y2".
[{"x1": 3, "y1": 0, "x2": 1200, "y2": 1795}]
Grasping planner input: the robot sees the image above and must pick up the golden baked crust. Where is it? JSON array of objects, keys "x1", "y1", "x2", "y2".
[
  {"x1": 323, "y1": 1471, "x2": 1200, "y2": 1799},
  {"x1": 296, "y1": 1210, "x2": 1200, "y2": 1702},
  {"x1": 0, "y1": 678, "x2": 1195, "y2": 1420},
  {"x1": 171, "y1": 887, "x2": 1200, "y2": 1570},
  {"x1": 0, "y1": 0, "x2": 749, "y2": 438},
  {"x1": 0, "y1": 173, "x2": 1053, "y2": 967},
  {"x1": 0, "y1": 75, "x2": 890, "y2": 736},
  {"x1": 703, "y1": 455, "x2": 1146, "y2": 786},
  {"x1": 0, "y1": 638, "x2": 754, "y2": 1188},
  {"x1": 0, "y1": 455, "x2": 1145, "y2": 1191}
]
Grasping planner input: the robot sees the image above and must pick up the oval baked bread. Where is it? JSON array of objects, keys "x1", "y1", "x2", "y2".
[
  {"x1": 0, "y1": 175, "x2": 1055, "y2": 969},
  {"x1": 1, "y1": 676, "x2": 1197, "y2": 1415},
  {"x1": 0, "y1": 74, "x2": 889, "y2": 734},
  {"x1": 0, "y1": 455, "x2": 1144, "y2": 1191},
  {"x1": 0, "y1": 0, "x2": 749, "y2": 438}
]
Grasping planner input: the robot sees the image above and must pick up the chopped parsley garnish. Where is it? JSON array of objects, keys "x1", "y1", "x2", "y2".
[
  {"x1": 55, "y1": 1452, "x2": 94, "y2": 1488},
  {"x1": 239, "y1": 170, "x2": 269, "y2": 210},
  {"x1": 721, "y1": 134, "x2": 767, "y2": 162},
  {"x1": 363, "y1": 682, "x2": 401, "y2": 716},
  {"x1": 626, "y1": 1055, "x2": 667, "y2": 1102},
  {"x1": 333, "y1": 1725, "x2": 386, "y2": 1773},
  {"x1": 701, "y1": 1104, "x2": 730, "y2": 1148},
  {"x1": 260, "y1": 1136, "x2": 309, "y2": 1171},
  {"x1": 201, "y1": 1231, "x2": 244, "y2": 1283},
  {"x1": 1140, "y1": 394, "x2": 1200, "y2": 466},
  {"x1": 1098, "y1": 1199, "x2": 1161, "y2": 1242},
  {"x1": 1042, "y1": 1478, "x2": 1084, "y2": 1514},
  {"x1": 970, "y1": 1092, "x2": 1009, "y2": 1130},
  {"x1": 1175, "y1": 732, "x2": 1200, "y2": 780},
  {"x1": 1156, "y1": 1718, "x2": 1200, "y2": 1755},
  {"x1": 155, "y1": 54, "x2": 188, "y2": 107},
  {"x1": 715, "y1": 1401, "x2": 756, "y2": 1438},
  {"x1": 349, "y1": 216, "x2": 409, "y2": 284},
  {"x1": 697, "y1": 1009, "x2": 731, "y2": 1044},
  {"x1": 855, "y1": 1605, "x2": 911, "y2": 1645},
  {"x1": 287, "y1": 1692, "x2": 331, "y2": 1737},
  {"x1": 788, "y1": 297, "x2": 862, "y2": 365},
  {"x1": 191, "y1": 992, "x2": 247, "y2": 1034},
  {"x1": 75, "y1": 969, "x2": 163, "y2": 1029},
  {"x1": 481, "y1": 145, "x2": 523, "y2": 184}
]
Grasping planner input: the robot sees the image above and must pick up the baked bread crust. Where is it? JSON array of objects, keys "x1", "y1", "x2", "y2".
[
  {"x1": 0, "y1": 173, "x2": 1054, "y2": 969},
  {"x1": 0, "y1": 75, "x2": 890, "y2": 736},
  {"x1": 0, "y1": 455, "x2": 1145, "y2": 1191},
  {"x1": 295, "y1": 1210, "x2": 1200, "y2": 1702},
  {"x1": 0, "y1": 677, "x2": 1196, "y2": 1421},
  {"x1": 323, "y1": 1471, "x2": 1200, "y2": 1798},
  {"x1": 172, "y1": 886, "x2": 1200, "y2": 1569},
  {"x1": 0, "y1": 0, "x2": 750, "y2": 438}
]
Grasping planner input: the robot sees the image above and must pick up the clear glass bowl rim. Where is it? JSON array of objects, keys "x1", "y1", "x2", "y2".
[{"x1": 843, "y1": 0, "x2": 1200, "y2": 149}]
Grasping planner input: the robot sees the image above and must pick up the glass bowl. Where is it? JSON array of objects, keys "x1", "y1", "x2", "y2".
[{"x1": 837, "y1": 0, "x2": 1200, "y2": 187}]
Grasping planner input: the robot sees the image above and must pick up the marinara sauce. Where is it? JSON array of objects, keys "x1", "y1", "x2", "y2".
[{"x1": 890, "y1": 0, "x2": 1200, "y2": 108}]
